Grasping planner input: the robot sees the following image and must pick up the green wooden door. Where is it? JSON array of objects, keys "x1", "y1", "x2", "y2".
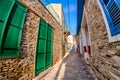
[{"x1": 35, "y1": 19, "x2": 53, "y2": 76}]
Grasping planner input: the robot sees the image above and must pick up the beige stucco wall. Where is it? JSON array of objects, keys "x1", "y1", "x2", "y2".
[{"x1": 50, "y1": 4, "x2": 65, "y2": 27}]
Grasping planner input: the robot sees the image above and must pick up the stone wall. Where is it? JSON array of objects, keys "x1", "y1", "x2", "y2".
[
  {"x1": 85, "y1": 0, "x2": 120, "y2": 79},
  {"x1": 19, "y1": 0, "x2": 63, "y2": 65},
  {"x1": 0, "y1": 0, "x2": 63, "y2": 79},
  {"x1": 0, "y1": 11, "x2": 39, "y2": 80}
]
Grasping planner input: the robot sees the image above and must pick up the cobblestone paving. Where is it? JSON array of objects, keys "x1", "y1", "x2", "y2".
[{"x1": 42, "y1": 49, "x2": 97, "y2": 80}]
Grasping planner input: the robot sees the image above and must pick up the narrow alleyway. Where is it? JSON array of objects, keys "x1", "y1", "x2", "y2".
[{"x1": 42, "y1": 48, "x2": 97, "y2": 80}]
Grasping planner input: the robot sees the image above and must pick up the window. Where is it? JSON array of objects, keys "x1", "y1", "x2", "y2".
[
  {"x1": 103, "y1": 0, "x2": 109, "y2": 5},
  {"x1": 35, "y1": 19, "x2": 53, "y2": 76},
  {"x1": 99, "y1": 0, "x2": 120, "y2": 36},
  {"x1": 0, "y1": 0, "x2": 27, "y2": 58}
]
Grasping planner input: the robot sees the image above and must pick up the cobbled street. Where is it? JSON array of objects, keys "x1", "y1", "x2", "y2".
[{"x1": 42, "y1": 48, "x2": 97, "y2": 80}]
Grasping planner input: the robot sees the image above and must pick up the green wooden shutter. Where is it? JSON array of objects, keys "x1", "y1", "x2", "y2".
[
  {"x1": 46, "y1": 25, "x2": 53, "y2": 68},
  {"x1": 0, "y1": 0, "x2": 15, "y2": 53},
  {"x1": 35, "y1": 19, "x2": 48, "y2": 75},
  {"x1": 35, "y1": 19, "x2": 53, "y2": 76},
  {"x1": 0, "y1": 1, "x2": 27, "y2": 58}
]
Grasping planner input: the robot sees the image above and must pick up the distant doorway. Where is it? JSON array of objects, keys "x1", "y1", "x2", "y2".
[{"x1": 78, "y1": 10, "x2": 92, "y2": 64}]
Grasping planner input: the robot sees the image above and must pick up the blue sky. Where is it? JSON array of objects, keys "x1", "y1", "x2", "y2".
[{"x1": 40, "y1": 0, "x2": 77, "y2": 34}]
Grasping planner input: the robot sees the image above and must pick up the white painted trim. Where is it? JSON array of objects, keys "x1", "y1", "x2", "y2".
[
  {"x1": 97, "y1": 0, "x2": 119, "y2": 42},
  {"x1": 81, "y1": 27, "x2": 87, "y2": 46},
  {"x1": 81, "y1": 9, "x2": 86, "y2": 27},
  {"x1": 116, "y1": 34, "x2": 120, "y2": 41},
  {"x1": 84, "y1": 52, "x2": 90, "y2": 64},
  {"x1": 82, "y1": 7, "x2": 93, "y2": 55},
  {"x1": 84, "y1": 8, "x2": 92, "y2": 46},
  {"x1": 78, "y1": 36, "x2": 83, "y2": 54}
]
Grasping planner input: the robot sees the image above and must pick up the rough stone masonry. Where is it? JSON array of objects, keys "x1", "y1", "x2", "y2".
[
  {"x1": 84, "y1": 0, "x2": 120, "y2": 80},
  {"x1": 0, "y1": 0, "x2": 64, "y2": 79}
]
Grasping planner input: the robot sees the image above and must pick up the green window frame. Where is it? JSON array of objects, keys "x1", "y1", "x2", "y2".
[
  {"x1": 35, "y1": 19, "x2": 53, "y2": 76},
  {"x1": 0, "y1": 0, "x2": 27, "y2": 58}
]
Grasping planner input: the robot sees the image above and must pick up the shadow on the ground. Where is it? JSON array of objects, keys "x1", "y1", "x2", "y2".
[{"x1": 54, "y1": 47, "x2": 96, "y2": 80}]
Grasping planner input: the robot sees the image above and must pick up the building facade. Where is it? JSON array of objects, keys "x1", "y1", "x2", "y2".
[
  {"x1": 47, "y1": 4, "x2": 65, "y2": 27},
  {"x1": 77, "y1": 0, "x2": 120, "y2": 79},
  {"x1": 46, "y1": 3, "x2": 68, "y2": 57},
  {"x1": 0, "y1": 0, "x2": 65, "y2": 79}
]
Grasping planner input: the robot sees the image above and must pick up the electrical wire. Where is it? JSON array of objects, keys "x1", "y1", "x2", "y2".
[
  {"x1": 67, "y1": 0, "x2": 71, "y2": 33},
  {"x1": 46, "y1": 0, "x2": 55, "y2": 3}
]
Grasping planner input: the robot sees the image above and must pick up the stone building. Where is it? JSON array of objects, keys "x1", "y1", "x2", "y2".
[
  {"x1": 47, "y1": 4, "x2": 65, "y2": 27},
  {"x1": 46, "y1": 3, "x2": 68, "y2": 57},
  {"x1": 0, "y1": 0, "x2": 65, "y2": 79},
  {"x1": 76, "y1": 0, "x2": 120, "y2": 79}
]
